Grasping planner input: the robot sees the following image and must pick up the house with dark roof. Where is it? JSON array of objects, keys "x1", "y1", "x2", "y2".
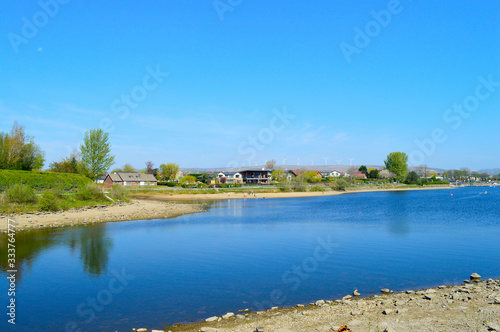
[
  {"x1": 104, "y1": 172, "x2": 157, "y2": 186},
  {"x1": 239, "y1": 169, "x2": 272, "y2": 184}
]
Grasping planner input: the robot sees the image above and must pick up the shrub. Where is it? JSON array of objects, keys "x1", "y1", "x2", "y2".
[
  {"x1": 6, "y1": 183, "x2": 37, "y2": 204},
  {"x1": 309, "y1": 185, "x2": 325, "y2": 192},
  {"x1": 39, "y1": 192, "x2": 59, "y2": 211},
  {"x1": 110, "y1": 185, "x2": 129, "y2": 201},
  {"x1": 333, "y1": 179, "x2": 348, "y2": 191},
  {"x1": 76, "y1": 183, "x2": 105, "y2": 201},
  {"x1": 197, "y1": 183, "x2": 208, "y2": 189},
  {"x1": 404, "y1": 171, "x2": 422, "y2": 185}
]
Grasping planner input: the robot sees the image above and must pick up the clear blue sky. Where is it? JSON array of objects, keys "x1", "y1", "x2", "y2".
[{"x1": 1, "y1": 1, "x2": 499, "y2": 170}]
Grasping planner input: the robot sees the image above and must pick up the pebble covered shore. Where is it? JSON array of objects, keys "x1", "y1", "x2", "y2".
[{"x1": 131, "y1": 274, "x2": 500, "y2": 332}]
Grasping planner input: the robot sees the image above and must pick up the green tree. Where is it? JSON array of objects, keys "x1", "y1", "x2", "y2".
[
  {"x1": 123, "y1": 163, "x2": 136, "y2": 172},
  {"x1": 300, "y1": 171, "x2": 321, "y2": 183},
  {"x1": 271, "y1": 169, "x2": 286, "y2": 182},
  {"x1": 49, "y1": 149, "x2": 87, "y2": 175},
  {"x1": 368, "y1": 169, "x2": 379, "y2": 179},
  {"x1": 180, "y1": 175, "x2": 196, "y2": 184},
  {"x1": 404, "y1": 171, "x2": 422, "y2": 185},
  {"x1": 358, "y1": 165, "x2": 368, "y2": 176},
  {"x1": 0, "y1": 122, "x2": 45, "y2": 170},
  {"x1": 384, "y1": 152, "x2": 408, "y2": 181},
  {"x1": 80, "y1": 129, "x2": 115, "y2": 181},
  {"x1": 159, "y1": 163, "x2": 179, "y2": 180}
]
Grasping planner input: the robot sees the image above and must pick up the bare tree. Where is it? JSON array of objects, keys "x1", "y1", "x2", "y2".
[
  {"x1": 145, "y1": 161, "x2": 154, "y2": 174},
  {"x1": 266, "y1": 159, "x2": 276, "y2": 169}
]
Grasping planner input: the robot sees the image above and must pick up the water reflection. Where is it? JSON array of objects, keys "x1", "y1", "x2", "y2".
[
  {"x1": 0, "y1": 228, "x2": 61, "y2": 281},
  {"x1": 386, "y1": 192, "x2": 410, "y2": 236},
  {"x1": 0, "y1": 224, "x2": 112, "y2": 279}
]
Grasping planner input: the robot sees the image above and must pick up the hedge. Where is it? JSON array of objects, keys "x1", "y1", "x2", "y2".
[{"x1": 0, "y1": 170, "x2": 92, "y2": 191}]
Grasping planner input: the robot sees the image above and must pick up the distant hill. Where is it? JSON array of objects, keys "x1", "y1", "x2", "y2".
[{"x1": 478, "y1": 168, "x2": 500, "y2": 175}]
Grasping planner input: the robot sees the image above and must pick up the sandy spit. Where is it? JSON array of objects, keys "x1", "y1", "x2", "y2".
[{"x1": 0, "y1": 199, "x2": 206, "y2": 232}]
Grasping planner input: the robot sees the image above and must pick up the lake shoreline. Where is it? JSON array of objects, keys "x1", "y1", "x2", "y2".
[
  {"x1": 159, "y1": 276, "x2": 500, "y2": 332},
  {"x1": 0, "y1": 199, "x2": 206, "y2": 232}
]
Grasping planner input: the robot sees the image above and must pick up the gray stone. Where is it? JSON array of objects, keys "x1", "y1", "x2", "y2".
[
  {"x1": 137, "y1": 329, "x2": 147, "y2": 332},
  {"x1": 487, "y1": 323, "x2": 500, "y2": 331},
  {"x1": 235, "y1": 314, "x2": 246, "y2": 319},
  {"x1": 470, "y1": 273, "x2": 481, "y2": 280},
  {"x1": 424, "y1": 294, "x2": 436, "y2": 300},
  {"x1": 315, "y1": 299, "x2": 325, "y2": 306},
  {"x1": 205, "y1": 316, "x2": 218, "y2": 322},
  {"x1": 342, "y1": 295, "x2": 352, "y2": 301},
  {"x1": 353, "y1": 289, "x2": 361, "y2": 297},
  {"x1": 382, "y1": 308, "x2": 394, "y2": 315},
  {"x1": 222, "y1": 312, "x2": 234, "y2": 319},
  {"x1": 381, "y1": 288, "x2": 390, "y2": 294},
  {"x1": 425, "y1": 289, "x2": 437, "y2": 294},
  {"x1": 152, "y1": 330, "x2": 163, "y2": 332},
  {"x1": 494, "y1": 296, "x2": 500, "y2": 304},
  {"x1": 200, "y1": 328, "x2": 218, "y2": 332},
  {"x1": 254, "y1": 327, "x2": 265, "y2": 332}
]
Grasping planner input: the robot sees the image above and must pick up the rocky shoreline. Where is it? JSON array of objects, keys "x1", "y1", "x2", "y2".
[
  {"x1": 132, "y1": 274, "x2": 500, "y2": 332},
  {"x1": 0, "y1": 200, "x2": 206, "y2": 232}
]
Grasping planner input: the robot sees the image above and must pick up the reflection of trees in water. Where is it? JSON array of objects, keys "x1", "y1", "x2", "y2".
[
  {"x1": 0, "y1": 228, "x2": 60, "y2": 282},
  {"x1": 78, "y1": 225, "x2": 112, "y2": 276},
  {"x1": 0, "y1": 224, "x2": 113, "y2": 280}
]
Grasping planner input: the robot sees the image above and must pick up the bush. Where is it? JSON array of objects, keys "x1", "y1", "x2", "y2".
[
  {"x1": 110, "y1": 185, "x2": 129, "y2": 201},
  {"x1": 197, "y1": 183, "x2": 208, "y2": 189},
  {"x1": 39, "y1": 192, "x2": 59, "y2": 211},
  {"x1": 404, "y1": 171, "x2": 422, "y2": 185},
  {"x1": 5, "y1": 183, "x2": 37, "y2": 204},
  {"x1": 158, "y1": 181, "x2": 178, "y2": 187},
  {"x1": 76, "y1": 183, "x2": 105, "y2": 201},
  {"x1": 309, "y1": 185, "x2": 325, "y2": 192},
  {"x1": 333, "y1": 179, "x2": 348, "y2": 191}
]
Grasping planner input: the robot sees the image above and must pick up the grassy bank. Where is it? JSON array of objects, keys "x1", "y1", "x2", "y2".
[{"x1": 0, "y1": 171, "x2": 130, "y2": 213}]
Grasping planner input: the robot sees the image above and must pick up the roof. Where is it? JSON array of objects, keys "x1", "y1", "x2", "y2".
[{"x1": 108, "y1": 172, "x2": 157, "y2": 182}]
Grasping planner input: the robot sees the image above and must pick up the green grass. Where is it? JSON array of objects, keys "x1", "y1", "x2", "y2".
[{"x1": 0, "y1": 170, "x2": 92, "y2": 191}]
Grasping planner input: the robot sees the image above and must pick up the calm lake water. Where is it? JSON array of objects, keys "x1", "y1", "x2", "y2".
[{"x1": 1, "y1": 187, "x2": 500, "y2": 331}]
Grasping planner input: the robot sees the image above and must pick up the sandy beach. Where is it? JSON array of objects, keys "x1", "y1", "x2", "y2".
[{"x1": 0, "y1": 199, "x2": 205, "y2": 232}]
